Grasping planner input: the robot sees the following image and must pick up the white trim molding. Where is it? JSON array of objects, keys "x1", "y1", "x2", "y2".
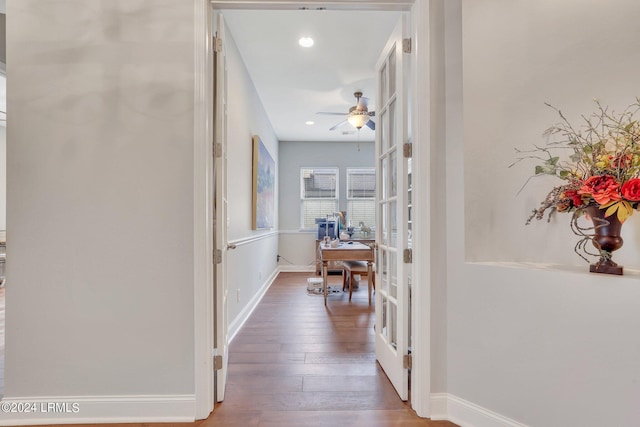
[
  {"x1": 210, "y1": 0, "x2": 413, "y2": 11},
  {"x1": 228, "y1": 230, "x2": 279, "y2": 247},
  {"x1": 193, "y1": 0, "x2": 214, "y2": 420},
  {"x1": 278, "y1": 229, "x2": 315, "y2": 235},
  {"x1": 0, "y1": 395, "x2": 195, "y2": 426},
  {"x1": 430, "y1": 394, "x2": 529, "y2": 427},
  {"x1": 277, "y1": 265, "x2": 315, "y2": 272},
  {"x1": 409, "y1": 0, "x2": 432, "y2": 418}
]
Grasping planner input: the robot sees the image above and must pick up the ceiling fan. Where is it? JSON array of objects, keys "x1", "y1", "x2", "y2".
[{"x1": 317, "y1": 91, "x2": 375, "y2": 131}]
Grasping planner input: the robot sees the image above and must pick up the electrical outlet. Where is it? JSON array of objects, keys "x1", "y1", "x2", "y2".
[
  {"x1": 277, "y1": 254, "x2": 281, "y2": 262},
  {"x1": 236, "y1": 289, "x2": 240, "y2": 302}
]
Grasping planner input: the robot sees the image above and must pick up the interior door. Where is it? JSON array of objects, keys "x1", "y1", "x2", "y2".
[
  {"x1": 213, "y1": 11, "x2": 229, "y2": 403},
  {"x1": 375, "y1": 16, "x2": 410, "y2": 401}
]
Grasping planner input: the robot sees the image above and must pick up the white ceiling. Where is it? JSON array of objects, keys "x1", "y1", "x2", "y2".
[{"x1": 221, "y1": 9, "x2": 402, "y2": 142}]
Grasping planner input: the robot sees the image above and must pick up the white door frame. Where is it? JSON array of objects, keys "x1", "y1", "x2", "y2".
[
  {"x1": 193, "y1": 0, "x2": 215, "y2": 420},
  {"x1": 407, "y1": 0, "x2": 433, "y2": 417},
  {"x1": 194, "y1": 0, "x2": 434, "y2": 419}
]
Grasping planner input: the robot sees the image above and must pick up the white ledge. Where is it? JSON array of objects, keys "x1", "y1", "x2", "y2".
[{"x1": 467, "y1": 261, "x2": 640, "y2": 278}]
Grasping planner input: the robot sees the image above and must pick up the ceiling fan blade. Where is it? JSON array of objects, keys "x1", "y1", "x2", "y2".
[
  {"x1": 317, "y1": 112, "x2": 348, "y2": 116},
  {"x1": 329, "y1": 119, "x2": 348, "y2": 131},
  {"x1": 365, "y1": 119, "x2": 375, "y2": 131}
]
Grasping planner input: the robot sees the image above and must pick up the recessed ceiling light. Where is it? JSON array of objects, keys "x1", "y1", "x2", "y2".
[
  {"x1": 298, "y1": 37, "x2": 314, "y2": 48},
  {"x1": 305, "y1": 121, "x2": 315, "y2": 125}
]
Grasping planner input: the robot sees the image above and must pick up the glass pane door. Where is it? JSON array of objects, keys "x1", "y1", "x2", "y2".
[{"x1": 375, "y1": 17, "x2": 409, "y2": 401}]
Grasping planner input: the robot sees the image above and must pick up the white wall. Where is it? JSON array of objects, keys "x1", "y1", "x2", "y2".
[
  {"x1": 463, "y1": 0, "x2": 640, "y2": 267},
  {"x1": 223, "y1": 20, "x2": 280, "y2": 330},
  {"x1": 278, "y1": 140, "x2": 374, "y2": 270},
  {"x1": 6, "y1": 0, "x2": 196, "y2": 411},
  {"x1": 443, "y1": 1, "x2": 640, "y2": 426}
]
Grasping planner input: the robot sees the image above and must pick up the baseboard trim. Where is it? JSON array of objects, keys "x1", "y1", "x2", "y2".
[
  {"x1": 276, "y1": 265, "x2": 315, "y2": 272},
  {"x1": 430, "y1": 393, "x2": 529, "y2": 427},
  {"x1": 0, "y1": 394, "x2": 195, "y2": 426},
  {"x1": 228, "y1": 268, "x2": 279, "y2": 342}
]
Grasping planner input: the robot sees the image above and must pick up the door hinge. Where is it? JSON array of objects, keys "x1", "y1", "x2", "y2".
[
  {"x1": 214, "y1": 142, "x2": 223, "y2": 158},
  {"x1": 214, "y1": 249, "x2": 222, "y2": 264},
  {"x1": 403, "y1": 354, "x2": 412, "y2": 369},
  {"x1": 403, "y1": 142, "x2": 412, "y2": 158},
  {"x1": 213, "y1": 37, "x2": 223, "y2": 53},
  {"x1": 213, "y1": 355, "x2": 223, "y2": 370},
  {"x1": 403, "y1": 248, "x2": 413, "y2": 263},
  {"x1": 402, "y1": 38, "x2": 412, "y2": 53}
]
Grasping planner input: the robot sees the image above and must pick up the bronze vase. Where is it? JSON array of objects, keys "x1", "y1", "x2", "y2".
[{"x1": 586, "y1": 205, "x2": 624, "y2": 275}]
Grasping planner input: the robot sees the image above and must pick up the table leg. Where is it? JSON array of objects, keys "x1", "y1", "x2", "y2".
[
  {"x1": 322, "y1": 260, "x2": 329, "y2": 306},
  {"x1": 367, "y1": 260, "x2": 373, "y2": 306}
]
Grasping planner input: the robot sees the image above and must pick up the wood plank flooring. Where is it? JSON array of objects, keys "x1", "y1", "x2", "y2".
[{"x1": 15, "y1": 272, "x2": 457, "y2": 427}]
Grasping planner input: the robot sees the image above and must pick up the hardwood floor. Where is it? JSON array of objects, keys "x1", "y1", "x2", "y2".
[{"x1": 16, "y1": 272, "x2": 457, "y2": 427}]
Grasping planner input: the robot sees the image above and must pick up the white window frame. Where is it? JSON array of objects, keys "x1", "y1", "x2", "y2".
[
  {"x1": 346, "y1": 167, "x2": 376, "y2": 229},
  {"x1": 300, "y1": 167, "x2": 339, "y2": 230}
]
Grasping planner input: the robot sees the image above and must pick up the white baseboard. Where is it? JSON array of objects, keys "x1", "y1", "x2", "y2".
[
  {"x1": 228, "y1": 268, "x2": 279, "y2": 342},
  {"x1": 276, "y1": 264, "x2": 315, "y2": 272},
  {"x1": 430, "y1": 393, "x2": 450, "y2": 420},
  {"x1": 0, "y1": 394, "x2": 195, "y2": 425},
  {"x1": 430, "y1": 393, "x2": 529, "y2": 427}
]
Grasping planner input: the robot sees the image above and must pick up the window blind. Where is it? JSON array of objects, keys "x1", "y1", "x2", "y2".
[
  {"x1": 300, "y1": 168, "x2": 338, "y2": 229},
  {"x1": 347, "y1": 168, "x2": 376, "y2": 228}
]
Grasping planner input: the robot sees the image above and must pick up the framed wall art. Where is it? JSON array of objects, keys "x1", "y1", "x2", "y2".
[{"x1": 252, "y1": 135, "x2": 275, "y2": 230}]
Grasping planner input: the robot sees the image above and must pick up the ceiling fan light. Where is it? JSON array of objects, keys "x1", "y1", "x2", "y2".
[
  {"x1": 298, "y1": 37, "x2": 314, "y2": 48},
  {"x1": 347, "y1": 113, "x2": 370, "y2": 130}
]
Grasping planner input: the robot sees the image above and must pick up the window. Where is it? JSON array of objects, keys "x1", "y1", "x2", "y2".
[
  {"x1": 347, "y1": 168, "x2": 376, "y2": 228},
  {"x1": 300, "y1": 167, "x2": 338, "y2": 229}
]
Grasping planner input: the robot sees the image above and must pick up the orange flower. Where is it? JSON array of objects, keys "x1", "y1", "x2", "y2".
[{"x1": 578, "y1": 175, "x2": 621, "y2": 205}]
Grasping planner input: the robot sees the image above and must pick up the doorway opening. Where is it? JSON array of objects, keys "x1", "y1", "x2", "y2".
[{"x1": 206, "y1": 0, "x2": 423, "y2": 419}]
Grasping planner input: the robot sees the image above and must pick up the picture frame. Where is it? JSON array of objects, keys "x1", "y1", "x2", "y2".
[{"x1": 252, "y1": 135, "x2": 275, "y2": 230}]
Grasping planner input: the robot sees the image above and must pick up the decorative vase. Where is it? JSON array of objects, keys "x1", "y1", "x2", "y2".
[{"x1": 586, "y1": 205, "x2": 624, "y2": 275}]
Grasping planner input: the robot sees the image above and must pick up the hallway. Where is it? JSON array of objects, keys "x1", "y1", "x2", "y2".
[{"x1": 205, "y1": 271, "x2": 455, "y2": 426}]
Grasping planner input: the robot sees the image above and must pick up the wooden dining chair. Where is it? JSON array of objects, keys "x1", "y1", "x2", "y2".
[{"x1": 342, "y1": 260, "x2": 375, "y2": 301}]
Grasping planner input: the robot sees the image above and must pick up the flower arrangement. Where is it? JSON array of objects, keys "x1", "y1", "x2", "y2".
[{"x1": 512, "y1": 99, "x2": 640, "y2": 263}]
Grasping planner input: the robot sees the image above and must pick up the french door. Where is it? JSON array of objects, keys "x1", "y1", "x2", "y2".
[
  {"x1": 375, "y1": 16, "x2": 410, "y2": 401},
  {"x1": 213, "y1": 11, "x2": 229, "y2": 403}
]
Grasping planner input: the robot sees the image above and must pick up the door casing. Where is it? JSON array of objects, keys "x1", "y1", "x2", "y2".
[{"x1": 195, "y1": 0, "x2": 433, "y2": 419}]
